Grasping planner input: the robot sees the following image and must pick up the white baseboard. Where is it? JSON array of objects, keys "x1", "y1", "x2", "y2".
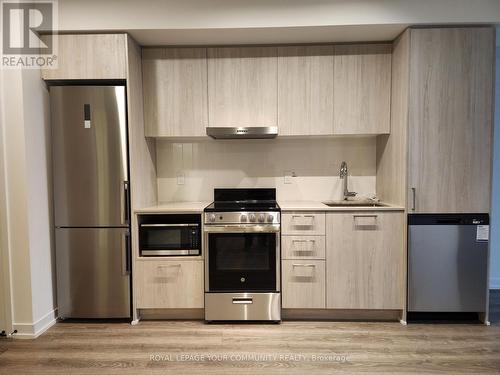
[
  {"x1": 13, "y1": 308, "x2": 57, "y2": 339},
  {"x1": 490, "y1": 277, "x2": 500, "y2": 290}
]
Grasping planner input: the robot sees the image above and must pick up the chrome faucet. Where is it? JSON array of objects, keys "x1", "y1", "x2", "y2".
[{"x1": 339, "y1": 161, "x2": 357, "y2": 200}]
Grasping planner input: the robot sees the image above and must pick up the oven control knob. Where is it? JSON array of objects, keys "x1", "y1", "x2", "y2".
[
  {"x1": 258, "y1": 213, "x2": 265, "y2": 222},
  {"x1": 209, "y1": 214, "x2": 216, "y2": 222},
  {"x1": 267, "y1": 214, "x2": 274, "y2": 223},
  {"x1": 249, "y1": 213, "x2": 256, "y2": 222},
  {"x1": 240, "y1": 214, "x2": 247, "y2": 222}
]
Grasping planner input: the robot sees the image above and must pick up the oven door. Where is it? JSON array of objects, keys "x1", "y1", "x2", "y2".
[
  {"x1": 205, "y1": 224, "x2": 280, "y2": 292},
  {"x1": 139, "y1": 224, "x2": 200, "y2": 256}
]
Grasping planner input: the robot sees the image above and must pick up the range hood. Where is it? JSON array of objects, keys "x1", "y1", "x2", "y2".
[{"x1": 206, "y1": 127, "x2": 278, "y2": 139}]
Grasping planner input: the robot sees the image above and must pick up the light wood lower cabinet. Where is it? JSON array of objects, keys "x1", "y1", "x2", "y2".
[
  {"x1": 135, "y1": 260, "x2": 204, "y2": 309},
  {"x1": 282, "y1": 212, "x2": 326, "y2": 235},
  {"x1": 326, "y1": 212, "x2": 405, "y2": 310},
  {"x1": 282, "y1": 235, "x2": 325, "y2": 260},
  {"x1": 282, "y1": 260, "x2": 326, "y2": 309}
]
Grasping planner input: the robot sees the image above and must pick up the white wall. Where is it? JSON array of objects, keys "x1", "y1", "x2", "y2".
[
  {"x1": 58, "y1": 0, "x2": 500, "y2": 30},
  {"x1": 156, "y1": 137, "x2": 376, "y2": 202},
  {"x1": 55, "y1": 0, "x2": 500, "y2": 45},
  {"x1": 22, "y1": 70, "x2": 56, "y2": 325},
  {"x1": 490, "y1": 31, "x2": 500, "y2": 289},
  {"x1": 0, "y1": 70, "x2": 13, "y2": 335},
  {"x1": 0, "y1": 68, "x2": 56, "y2": 337}
]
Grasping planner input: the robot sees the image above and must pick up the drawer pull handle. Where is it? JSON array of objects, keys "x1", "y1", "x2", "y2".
[
  {"x1": 292, "y1": 263, "x2": 316, "y2": 268},
  {"x1": 353, "y1": 215, "x2": 378, "y2": 218},
  {"x1": 291, "y1": 215, "x2": 315, "y2": 226},
  {"x1": 157, "y1": 264, "x2": 181, "y2": 268},
  {"x1": 292, "y1": 239, "x2": 315, "y2": 243},
  {"x1": 232, "y1": 298, "x2": 253, "y2": 304}
]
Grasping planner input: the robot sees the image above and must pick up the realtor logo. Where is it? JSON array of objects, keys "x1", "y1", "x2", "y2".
[{"x1": 1, "y1": 0, "x2": 58, "y2": 68}]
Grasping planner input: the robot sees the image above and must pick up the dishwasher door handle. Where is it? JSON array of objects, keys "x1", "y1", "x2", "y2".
[{"x1": 411, "y1": 187, "x2": 416, "y2": 211}]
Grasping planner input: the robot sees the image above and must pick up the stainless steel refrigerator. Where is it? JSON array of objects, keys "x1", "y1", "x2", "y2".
[{"x1": 50, "y1": 85, "x2": 131, "y2": 319}]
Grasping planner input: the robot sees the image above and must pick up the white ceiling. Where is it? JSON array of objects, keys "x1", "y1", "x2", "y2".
[{"x1": 56, "y1": 0, "x2": 500, "y2": 45}]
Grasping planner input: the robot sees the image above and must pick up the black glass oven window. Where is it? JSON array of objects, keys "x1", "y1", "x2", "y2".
[
  {"x1": 208, "y1": 233, "x2": 277, "y2": 292},
  {"x1": 215, "y1": 235, "x2": 270, "y2": 270}
]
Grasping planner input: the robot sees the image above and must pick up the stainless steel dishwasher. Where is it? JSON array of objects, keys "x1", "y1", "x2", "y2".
[{"x1": 408, "y1": 214, "x2": 489, "y2": 315}]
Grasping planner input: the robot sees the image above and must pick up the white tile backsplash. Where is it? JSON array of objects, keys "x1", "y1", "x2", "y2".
[{"x1": 156, "y1": 137, "x2": 377, "y2": 202}]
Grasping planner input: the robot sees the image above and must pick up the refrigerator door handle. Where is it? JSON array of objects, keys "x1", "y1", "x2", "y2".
[
  {"x1": 123, "y1": 230, "x2": 131, "y2": 276},
  {"x1": 122, "y1": 181, "x2": 130, "y2": 225}
]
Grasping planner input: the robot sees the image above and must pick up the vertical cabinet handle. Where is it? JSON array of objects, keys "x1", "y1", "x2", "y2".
[
  {"x1": 123, "y1": 231, "x2": 131, "y2": 276},
  {"x1": 123, "y1": 181, "x2": 130, "y2": 224},
  {"x1": 411, "y1": 187, "x2": 416, "y2": 211}
]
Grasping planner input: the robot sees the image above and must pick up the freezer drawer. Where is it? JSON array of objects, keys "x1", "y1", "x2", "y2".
[
  {"x1": 408, "y1": 214, "x2": 488, "y2": 313},
  {"x1": 51, "y1": 86, "x2": 128, "y2": 227},
  {"x1": 56, "y1": 228, "x2": 131, "y2": 318}
]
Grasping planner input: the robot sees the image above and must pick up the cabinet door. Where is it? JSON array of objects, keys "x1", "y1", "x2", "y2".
[
  {"x1": 142, "y1": 48, "x2": 208, "y2": 137},
  {"x1": 326, "y1": 212, "x2": 404, "y2": 310},
  {"x1": 41, "y1": 34, "x2": 127, "y2": 80},
  {"x1": 282, "y1": 260, "x2": 325, "y2": 309},
  {"x1": 278, "y1": 45, "x2": 334, "y2": 135},
  {"x1": 407, "y1": 28, "x2": 493, "y2": 213},
  {"x1": 135, "y1": 260, "x2": 204, "y2": 309},
  {"x1": 207, "y1": 47, "x2": 277, "y2": 127},
  {"x1": 333, "y1": 44, "x2": 391, "y2": 135}
]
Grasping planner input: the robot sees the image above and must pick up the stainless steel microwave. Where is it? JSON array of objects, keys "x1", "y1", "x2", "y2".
[{"x1": 139, "y1": 214, "x2": 201, "y2": 256}]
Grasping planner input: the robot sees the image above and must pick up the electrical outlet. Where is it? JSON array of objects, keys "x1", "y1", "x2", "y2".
[
  {"x1": 284, "y1": 170, "x2": 296, "y2": 184},
  {"x1": 176, "y1": 171, "x2": 185, "y2": 185}
]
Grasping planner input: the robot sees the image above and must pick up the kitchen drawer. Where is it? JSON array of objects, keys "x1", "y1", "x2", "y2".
[
  {"x1": 282, "y1": 212, "x2": 325, "y2": 235},
  {"x1": 135, "y1": 260, "x2": 204, "y2": 309},
  {"x1": 282, "y1": 260, "x2": 325, "y2": 309},
  {"x1": 282, "y1": 235, "x2": 326, "y2": 259}
]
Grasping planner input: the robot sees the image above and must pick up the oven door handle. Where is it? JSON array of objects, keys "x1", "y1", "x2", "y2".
[{"x1": 204, "y1": 224, "x2": 280, "y2": 233}]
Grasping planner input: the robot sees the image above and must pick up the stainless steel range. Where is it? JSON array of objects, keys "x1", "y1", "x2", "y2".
[{"x1": 204, "y1": 188, "x2": 281, "y2": 322}]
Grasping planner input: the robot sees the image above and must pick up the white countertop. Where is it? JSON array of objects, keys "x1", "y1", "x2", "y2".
[
  {"x1": 136, "y1": 200, "x2": 404, "y2": 214},
  {"x1": 135, "y1": 201, "x2": 210, "y2": 214},
  {"x1": 278, "y1": 200, "x2": 405, "y2": 211}
]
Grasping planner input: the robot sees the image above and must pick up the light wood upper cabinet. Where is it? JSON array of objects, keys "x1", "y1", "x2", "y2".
[
  {"x1": 333, "y1": 44, "x2": 391, "y2": 135},
  {"x1": 207, "y1": 47, "x2": 278, "y2": 127},
  {"x1": 142, "y1": 48, "x2": 208, "y2": 137},
  {"x1": 41, "y1": 34, "x2": 127, "y2": 80},
  {"x1": 278, "y1": 46, "x2": 334, "y2": 135},
  {"x1": 326, "y1": 212, "x2": 405, "y2": 310},
  {"x1": 407, "y1": 28, "x2": 493, "y2": 213}
]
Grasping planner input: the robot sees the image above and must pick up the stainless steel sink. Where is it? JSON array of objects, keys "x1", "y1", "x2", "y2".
[{"x1": 322, "y1": 200, "x2": 387, "y2": 207}]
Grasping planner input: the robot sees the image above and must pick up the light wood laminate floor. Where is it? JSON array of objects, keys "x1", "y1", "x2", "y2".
[{"x1": 0, "y1": 292, "x2": 499, "y2": 375}]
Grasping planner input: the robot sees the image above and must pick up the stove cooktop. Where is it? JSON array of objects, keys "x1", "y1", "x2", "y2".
[{"x1": 204, "y1": 188, "x2": 280, "y2": 212}]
